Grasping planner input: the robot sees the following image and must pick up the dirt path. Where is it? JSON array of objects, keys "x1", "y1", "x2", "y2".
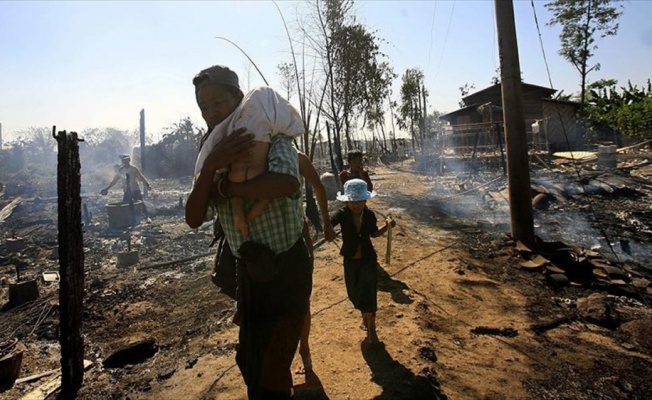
[{"x1": 134, "y1": 167, "x2": 567, "y2": 399}]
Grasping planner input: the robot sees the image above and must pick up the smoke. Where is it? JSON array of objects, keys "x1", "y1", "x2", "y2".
[
  {"x1": 534, "y1": 209, "x2": 600, "y2": 248},
  {"x1": 425, "y1": 172, "x2": 511, "y2": 232},
  {"x1": 77, "y1": 128, "x2": 135, "y2": 194}
]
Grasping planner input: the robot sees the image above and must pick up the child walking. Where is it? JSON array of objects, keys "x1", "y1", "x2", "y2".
[{"x1": 330, "y1": 179, "x2": 395, "y2": 343}]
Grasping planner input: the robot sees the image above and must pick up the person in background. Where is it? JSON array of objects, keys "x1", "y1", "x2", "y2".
[
  {"x1": 185, "y1": 64, "x2": 311, "y2": 400},
  {"x1": 330, "y1": 178, "x2": 394, "y2": 344},
  {"x1": 100, "y1": 155, "x2": 152, "y2": 219},
  {"x1": 101, "y1": 155, "x2": 151, "y2": 202},
  {"x1": 339, "y1": 149, "x2": 373, "y2": 191}
]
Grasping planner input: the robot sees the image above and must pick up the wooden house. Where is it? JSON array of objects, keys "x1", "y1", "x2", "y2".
[{"x1": 440, "y1": 82, "x2": 582, "y2": 154}]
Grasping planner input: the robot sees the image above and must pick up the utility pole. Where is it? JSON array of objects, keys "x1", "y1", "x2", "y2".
[
  {"x1": 139, "y1": 109, "x2": 147, "y2": 198},
  {"x1": 494, "y1": 0, "x2": 535, "y2": 244}
]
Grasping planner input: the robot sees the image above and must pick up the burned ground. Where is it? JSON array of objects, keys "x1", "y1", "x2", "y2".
[{"x1": 1, "y1": 157, "x2": 652, "y2": 399}]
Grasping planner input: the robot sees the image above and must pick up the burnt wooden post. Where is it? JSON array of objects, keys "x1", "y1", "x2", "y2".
[
  {"x1": 54, "y1": 127, "x2": 85, "y2": 398},
  {"x1": 139, "y1": 109, "x2": 147, "y2": 198}
]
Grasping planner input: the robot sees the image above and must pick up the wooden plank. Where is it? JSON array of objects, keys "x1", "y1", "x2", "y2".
[
  {"x1": 20, "y1": 375, "x2": 61, "y2": 400},
  {"x1": 15, "y1": 369, "x2": 58, "y2": 384},
  {"x1": 598, "y1": 175, "x2": 628, "y2": 190},
  {"x1": 20, "y1": 361, "x2": 92, "y2": 400},
  {"x1": 0, "y1": 197, "x2": 22, "y2": 222}
]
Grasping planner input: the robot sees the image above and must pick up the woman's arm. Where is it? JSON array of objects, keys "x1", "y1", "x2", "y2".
[
  {"x1": 185, "y1": 129, "x2": 254, "y2": 228},
  {"x1": 223, "y1": 172, "x2": 299, "y2": 199}
]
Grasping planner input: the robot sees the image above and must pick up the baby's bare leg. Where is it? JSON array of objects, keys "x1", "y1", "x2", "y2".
[
  {"x1": 231, "y1": 197, "x2": 248, "y2": 237},
  {"x1": 229, "y1": 141, "x2": 270, "y2": 236}
]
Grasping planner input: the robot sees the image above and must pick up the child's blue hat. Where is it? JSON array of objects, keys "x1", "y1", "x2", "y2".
[{"x1": 336, "y1": 179, "x2": 376, "y2": 202}]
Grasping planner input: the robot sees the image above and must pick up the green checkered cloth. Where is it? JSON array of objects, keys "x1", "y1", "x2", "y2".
[{"x1": 217, "y1": 136, "x2": 304, "y2": 257}]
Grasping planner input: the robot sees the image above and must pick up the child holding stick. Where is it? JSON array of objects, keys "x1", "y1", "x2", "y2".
[{"x1": 330, "y1": 179, "x2": 395, "y2": 343}]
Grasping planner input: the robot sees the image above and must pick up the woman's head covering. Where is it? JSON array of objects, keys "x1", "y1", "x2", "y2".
[{"x1": 192, "y1": 65, "x2": 240, "y2": 95}]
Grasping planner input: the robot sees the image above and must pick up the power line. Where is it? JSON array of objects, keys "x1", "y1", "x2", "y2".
[
  {"x1": 530, "y1": 0, "x2": 554, "y2": 89},
  {"x1": 432, "y1": 0, "x2": 456, "y2": 85},
  {"x1": 425, "y1": 1, "x2": 438, "y2": 76}
]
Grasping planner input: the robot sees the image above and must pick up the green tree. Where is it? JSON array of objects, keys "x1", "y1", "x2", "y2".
[
  {"x1": 546, "y1": 0, "x2": 624, "y2": 116},
  {"x1": 458, "y1": 83, "x2": 475, "y2": 108},
  {"x1": 425, "y1": 110, "x2": 445, "y2": 136},
  {"x1": 331, "y1": 23, "x2": 394, "y2": 149},
  {"x1": 150, "y1": 117, "x2": 204, "y2": 177},
  {"x1": 586, "y1": 79, "x2": 652, "y2": 142},
  {"x1": 396, "y1": 68, "x2": 428, "y2": 152}
]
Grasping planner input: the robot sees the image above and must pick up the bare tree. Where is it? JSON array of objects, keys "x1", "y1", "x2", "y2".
[{"x1": 276, "y1": 61, "x2": 298, "y2": 101}]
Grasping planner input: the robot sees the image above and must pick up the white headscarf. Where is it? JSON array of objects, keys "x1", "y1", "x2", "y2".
[{"x1": 194, "y1": 86, "x2": 304, "y2": 177}]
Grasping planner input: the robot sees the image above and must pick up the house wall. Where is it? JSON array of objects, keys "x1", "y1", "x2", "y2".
[
  {"x1": 542, "y1": 102, "x2": 582, "y2": 152},
  {"x1": 464, "y1": 85, "x2": 551, "y2": 128},
  {"x1": 456, "y1": 115, "x2": 474, "y2": 124}
]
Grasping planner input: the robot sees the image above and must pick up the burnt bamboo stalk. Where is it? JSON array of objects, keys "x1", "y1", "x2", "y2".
[
  {"x1": 385, "y1": 216, "x2": 393, "y2": 265},
  {"x1": 54, "y1": 127, "x2": 85, "y2": 398}
]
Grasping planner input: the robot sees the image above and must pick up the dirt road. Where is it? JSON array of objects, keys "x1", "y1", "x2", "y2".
[{"x1": 3, "y1": 164, "x2": 652, "y2": 399}]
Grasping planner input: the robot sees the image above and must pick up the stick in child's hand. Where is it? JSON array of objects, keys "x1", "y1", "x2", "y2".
[{"x1": 385, "y1": 215, "x2": 393, "y2": 265}]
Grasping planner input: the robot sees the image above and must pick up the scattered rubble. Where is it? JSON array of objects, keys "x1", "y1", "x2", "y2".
[
  {"x1": 470, "y1": 326, "x2": 519, "y2": 337},
  {"x1": 0, "y1": 154, "x2": 651, "y2": 398}
]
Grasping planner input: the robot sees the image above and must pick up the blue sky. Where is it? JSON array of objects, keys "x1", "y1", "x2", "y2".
[{"x1": 1, "y1": 0, "x2": 650, "y2": 143}]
